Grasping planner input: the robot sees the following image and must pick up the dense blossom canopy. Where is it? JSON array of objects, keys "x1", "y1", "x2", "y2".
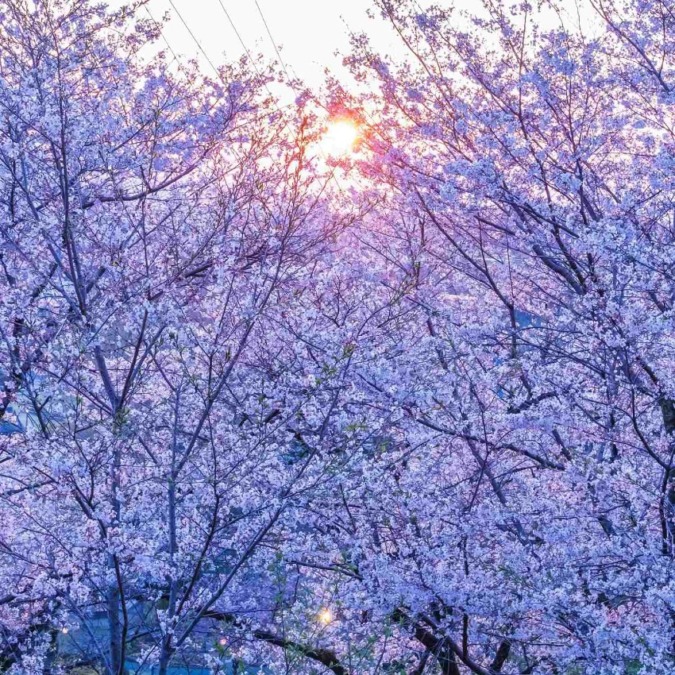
[{"x1": 1, "y1": 0, "x2": 675, "y2": 674}]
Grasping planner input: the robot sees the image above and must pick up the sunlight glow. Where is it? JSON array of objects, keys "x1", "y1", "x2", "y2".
[
  {"x1": 318, "y1": 608, "x2": 333, "y2": 625},
  {"x1": 321, "y1": 119, "x2": 359, "y2": 156}
]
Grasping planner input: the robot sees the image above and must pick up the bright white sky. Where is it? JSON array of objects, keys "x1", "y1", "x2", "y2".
[
  {"x1": 143, "y1": 0, "x2": 423, "y2": 86},
  {"x1": 139, "y1": 1, "x2": 595, "y2": 87}
]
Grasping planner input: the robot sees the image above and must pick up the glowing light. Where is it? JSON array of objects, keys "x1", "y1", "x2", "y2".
[
  {"x1": 218, "y1": 637, "x2": 227, "y2": 646},
  {"x1": 318, "y1": 608, "x2": 333, "y2": 625},
  {"x1": 61, "y1": 627, "x2": 69, "y2": 635},
  {"x1": 321, "y1": 119, "x2": 358, "y2": 156}
]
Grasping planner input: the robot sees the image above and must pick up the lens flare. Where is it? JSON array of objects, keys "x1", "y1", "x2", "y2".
[
  {"x1": 321, "y1": 119, "x2": 358, "y2": 156},
  {"x1": 318, "y1": 608, "x2": 333, "y2": 625}
]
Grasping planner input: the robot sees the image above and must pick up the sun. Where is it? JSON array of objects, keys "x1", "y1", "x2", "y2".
[
  {"x1": 317, "y1": 607, "x2": 334, "y2": 625},
  {"x1": 321, "y1": 119, "x2": 359, "y2": 156}
]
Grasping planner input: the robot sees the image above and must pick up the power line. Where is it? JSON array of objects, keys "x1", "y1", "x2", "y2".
[
  {"x1": 162, "y1": 0, "x2": 348, "y2": 196},
  {"x1": 144, "y1": 2, "x2": 295, "y2": 134},
  {"x1": 215, "y1": 0, "x2": 278, "y2": 102},
  {"x1": 217, "y1": 0, "x2": 255, "y2": 64},
  {"x1": 251, "y1": 0, "x2": 349, "y2": 196},
  {"x1": 253, "y1": 0, "x2": 292, "y2": 83},
  {"x1": 216, "y1": 0, "x2": 308, "y2": 137},
  {"x1": 168, "y1": 0, "x2": 222, "y2": 79}
]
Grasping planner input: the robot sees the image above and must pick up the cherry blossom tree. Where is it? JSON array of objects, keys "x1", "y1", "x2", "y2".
[
  {"x1": 278, "y1": 0, "x2": 675, "y2": 672},
  {"x1": 0, "y1": 1, "x2": 368, "y2": 673},
  {"x1": 3, "y1": 0, "x2": 675, "y2": 674}
]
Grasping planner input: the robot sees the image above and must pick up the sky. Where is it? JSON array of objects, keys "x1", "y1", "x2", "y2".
[
  {"x1": 142, "y1": 0, "x2": 407, "y2": 87},
  {"x1": 132, "y1": 0, "x2": 596, "y2": 156},
  {"x1": 140, "y1": 0, "x2": 601, "y2": 88}
]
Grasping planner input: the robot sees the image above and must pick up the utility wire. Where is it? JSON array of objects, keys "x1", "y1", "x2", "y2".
[
  {"x1": 216, "y1": 0, "x2": 278, "y2": 102},
  {"x1": 163, "y1": 0, "x2": 347, "y2": 195},
  {"x1": 168, "y1": 0, "x2": 222, "y2": 79},
  {"x1": 217, "y1": 0, "x2": 255, "y2": 64},
  {"x1": 215, "y1": 0, "x2": 304, "y2": 137},
  {"x1": 252, "y1": 0, "x2": 348, "y2": 195},
  {"x1": 253, "y1": 0, "x2": 293, "y2": 83},
  {"x1": 157, "y1": 1, "x2": 295, "y2": 117}
]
